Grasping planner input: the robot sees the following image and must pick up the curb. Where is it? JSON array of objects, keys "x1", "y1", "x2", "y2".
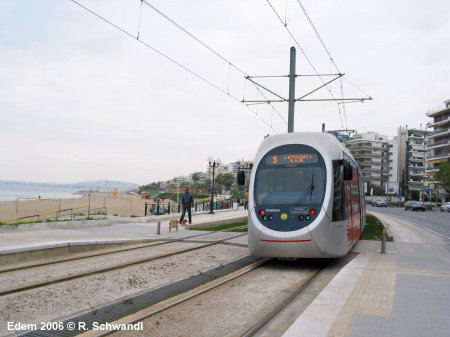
[{"x1": 367, "y1": 211, "x2": 394, "y2": 241}]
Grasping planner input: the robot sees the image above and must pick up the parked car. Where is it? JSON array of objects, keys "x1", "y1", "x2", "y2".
[
  {"x1": 404, "y1": 201, "x2": 426, "y2": 212},
  {"x1": 372, "y1": 199, "x2": 387, "y2": 207},
  {"x1": 441, "y1": 202, "x2": 450, "y2": 212}
]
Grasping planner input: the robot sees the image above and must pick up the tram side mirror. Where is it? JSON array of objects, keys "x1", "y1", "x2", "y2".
[
  {"x1": 237, "y1": 171, "x2": 246, "y2": 185},
  {"x1": 344, "y1": 162, "x2": 353, "y2": 181}
]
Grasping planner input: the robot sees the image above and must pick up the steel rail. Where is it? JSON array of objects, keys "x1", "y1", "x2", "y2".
[
  {"x1": 79, "y1": 258, "x2": 272, "y2": 337},
  {"x1": 237, "y1": 267, "x2": 325, "y2": 337},
  {"x1": 0, "y1": 233, "x2": 247, "y2": 297},
  {"x1": 0, "y1": 226, "x2": 248, "y2": 274}
]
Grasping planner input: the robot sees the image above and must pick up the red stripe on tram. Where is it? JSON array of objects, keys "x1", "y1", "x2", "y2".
[{"x1": 260, "y1": 239, "x2": 311, "y2": 243}]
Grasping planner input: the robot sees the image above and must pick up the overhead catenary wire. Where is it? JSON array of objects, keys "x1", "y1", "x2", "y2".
[
  {"x1": 141, "y1": 0, "x2": 287, "y2": 125},
  {"x1": 69, "y1": 0, "x2": 281, "y2": 133},
  {"x1": 137, "y1": 0, "x2": 143, "y2": 39},
  {"x1": 295, "y1": 0, "x2": 341, "y2": 73},
  {"x1": 295, "y1": 0, "x2": 374, "y2": 127},
  {"x1": 266, "y1": 0, "x2": 344, "y2": 128},
  {"x1": 296, "y1": 0, "x2": 349, "y2": 127}
]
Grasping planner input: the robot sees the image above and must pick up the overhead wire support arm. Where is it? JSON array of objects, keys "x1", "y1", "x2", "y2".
[
  {"x1": 297, "y1": 73, "x2": 341, "y2": 77},
  {"x1": 296, "y1": 74, "x2": 344, "y2": 101},
  {"x1": 246, "y1": 75, "x2": 289, "y2": 79},
  {"x1": 245, "y1": 76, "x2": 287, "y2": 102},
  {"x1": 242, "y1": 100, "x2": 286, "y2": 104},
  {"x1": 298, "y1": 98, "x2": 373, "y2": 102}
]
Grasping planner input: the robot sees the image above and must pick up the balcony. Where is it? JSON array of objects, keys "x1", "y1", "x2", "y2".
[
  {"x1": 428, "y1": 129, "x2": 450, "y2": 139},
  {"x1": 408, "y1": 179, "x2": 425, "y2": 184},
  {"x1": 426, "y1": 153, "x2": 449, "y2": 161},
  {"x1": 428, "y1": 116, "x2": 450, "y2": 128},
  {"x1": 408, "y1": 134, "x2": 426, "y2": 139},
  {"x1": 427, "y1": 104, "x2": 450, "y2": 117},
  {"x1": 427, "y1": 140, "x2": 450, "y2": 149}
]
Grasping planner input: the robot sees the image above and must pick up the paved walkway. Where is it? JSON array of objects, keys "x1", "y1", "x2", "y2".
[
  {"x1": 283, "y1": 210, "x2": 450, "y2": 337},
  {"x1": 0, "y1": 209, "x2": 247, "y2": 254}
]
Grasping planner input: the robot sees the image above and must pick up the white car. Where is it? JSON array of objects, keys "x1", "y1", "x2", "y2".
[{"x1": 441, "y1": 202, "x2": 450, "y2": 212}]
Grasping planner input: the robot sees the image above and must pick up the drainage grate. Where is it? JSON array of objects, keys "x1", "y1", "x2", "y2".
[{"x1": 21, "y1": 255, "x2": 260, "y2": 337}]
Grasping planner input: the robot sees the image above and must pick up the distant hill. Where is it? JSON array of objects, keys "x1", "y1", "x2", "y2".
[{"x1": 0, "y1": 180, "x2": 139, "y2": 192}]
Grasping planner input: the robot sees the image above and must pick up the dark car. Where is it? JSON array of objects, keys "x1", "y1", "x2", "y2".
[
  {"x1": 372, "y1": 200, "x2": 387, "y2": 207},
  {"x1": 404, "y1": 201, "x2": 426, "y2": 212}
]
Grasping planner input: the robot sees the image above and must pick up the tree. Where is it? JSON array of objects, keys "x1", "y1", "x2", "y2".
[
  {"x1": 139, "y1": 181, "x2": 163, "y2": 193},
  {"x1": 435, "y1": 161, "x2": 450, "y2": 194},
  {"x1": 205, "y1": 178, "x2": 212, "y2": 193},
  {"x1": 215, "y1": 173, "x2": 235, "y2": 193},
  {"x1": 191, "y1": 172, "x2": 201, "y2": 193},
  {"x1": 192, "y1": 172, "x2": 200, "y2": 184}
]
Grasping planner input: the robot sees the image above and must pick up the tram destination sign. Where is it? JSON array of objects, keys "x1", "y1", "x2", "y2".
[{"x1": 267, "y1": 153, "x2": 318, "y2": 165}]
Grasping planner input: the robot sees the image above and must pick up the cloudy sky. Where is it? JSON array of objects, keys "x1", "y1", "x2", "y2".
[{"x1": 1, "y1": 0, "x2": 449, "y2": 184}]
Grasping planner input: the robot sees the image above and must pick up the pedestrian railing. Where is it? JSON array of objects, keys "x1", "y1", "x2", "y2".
[
  {"x1": 144, "y1": 199, "x2": 237, "y2": 216},
  {"x1": 0, "y1": 206, "x2": 107, "y2": 225}
]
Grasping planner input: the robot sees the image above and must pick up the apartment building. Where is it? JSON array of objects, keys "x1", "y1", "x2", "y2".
[
  {"x1": 346, "y1": 131, "x2": 391, "y2": 191},
  {"x1": 388, "y1": 137, "x2": 399, "y2": 194},
  {"x1": 396, "y1": 127, "x2": 431, "y2": 196},
  {"x1": 426, "y1": 99, "x2": 450, "y2": 193}
]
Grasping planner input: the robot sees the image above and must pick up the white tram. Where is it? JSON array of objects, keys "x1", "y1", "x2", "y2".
[{"x1": 238, "y1": 132, "x2": 365, "y2": 258}]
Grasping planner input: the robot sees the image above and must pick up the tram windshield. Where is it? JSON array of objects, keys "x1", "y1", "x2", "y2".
[{"x1": 254, "y1": 146, "x2": 326, "y2": 206}]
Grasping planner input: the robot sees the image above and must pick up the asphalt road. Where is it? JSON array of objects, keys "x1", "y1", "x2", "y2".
[{"x1": 369, "y1": 206, "x2": 450, "y2": 239}]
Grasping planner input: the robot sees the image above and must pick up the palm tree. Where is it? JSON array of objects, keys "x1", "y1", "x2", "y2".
[{"x1": 192, "y1": 172, "x2": 201, "y2": 193}]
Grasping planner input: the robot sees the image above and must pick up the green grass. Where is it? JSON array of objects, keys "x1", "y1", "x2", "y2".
[
  {"x1": 190, "y1": 221, "x2": 248, "y2": 232},
  {"x1": 361, "y1": 214, "x2": 385, "y2": 241}
]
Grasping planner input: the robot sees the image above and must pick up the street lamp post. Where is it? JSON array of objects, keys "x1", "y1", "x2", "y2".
[{"x1": 208, "y1": 157, "x2": 221, "y2": 214}]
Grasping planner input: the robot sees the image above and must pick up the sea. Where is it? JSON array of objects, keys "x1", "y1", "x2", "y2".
[{"x1": 0, "y1": 183, "x2": 83, "y2": 201}]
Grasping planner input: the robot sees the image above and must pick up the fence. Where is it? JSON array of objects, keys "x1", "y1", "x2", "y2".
[
  {"x1": 145, "y1": 199, "x2": 236, "y2": 216},
  {"x1": 0, "y1": 206, "x2": 107, "y2": 225}
]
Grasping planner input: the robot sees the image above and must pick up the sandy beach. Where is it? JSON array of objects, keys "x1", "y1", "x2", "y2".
[{"x1": 0, "y1": 193, "x2": 155, "y2": 223}]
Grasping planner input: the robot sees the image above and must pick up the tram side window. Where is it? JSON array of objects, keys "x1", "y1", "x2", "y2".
[{"x1": 332, "y1": 163, "x2": 346, "y2": 221}]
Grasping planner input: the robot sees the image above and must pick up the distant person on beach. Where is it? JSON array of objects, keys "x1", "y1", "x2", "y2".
[{"x1": 179, "y1": 187, "x2": 194, "y2": 225}]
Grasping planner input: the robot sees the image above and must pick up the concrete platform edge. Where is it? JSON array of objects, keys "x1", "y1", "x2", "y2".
[{"x1": 281, "y1": 252, "x2": 374, "y2": 337}]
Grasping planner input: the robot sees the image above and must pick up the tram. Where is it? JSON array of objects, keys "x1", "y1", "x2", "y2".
[{"x1": 238, "y1": 132, "x2": 365, "y2": 258}]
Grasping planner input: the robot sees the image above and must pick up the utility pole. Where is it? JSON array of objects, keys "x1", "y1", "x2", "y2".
[
  {"x1": 241, "y1": 47, "x2": 372, "y2": 133},
  {"x1": 288, "y1": 47, "x2": 296, "y2": 133}
]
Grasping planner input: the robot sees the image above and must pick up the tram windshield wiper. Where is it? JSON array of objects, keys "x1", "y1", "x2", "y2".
[{"x1": 294, "y1": 174, "x2": 315, "y2": 206}]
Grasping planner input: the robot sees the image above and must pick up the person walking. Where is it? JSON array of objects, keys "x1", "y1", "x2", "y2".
[{"x1": 179, "y1": 187, "x2": 194, "y2": 225}]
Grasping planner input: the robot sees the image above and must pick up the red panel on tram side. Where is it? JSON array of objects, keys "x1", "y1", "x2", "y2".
[
  {"x1": 350, "y1": 167, "x2": 361, "y2": 243},
  {"x1": 345, "y1": 180, "x2": 353, "y2": 247}
]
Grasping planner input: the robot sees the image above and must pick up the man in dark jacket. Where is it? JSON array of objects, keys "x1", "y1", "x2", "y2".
[{"x1": 179, "y1": 187, "x2": 194, "y2": 225}]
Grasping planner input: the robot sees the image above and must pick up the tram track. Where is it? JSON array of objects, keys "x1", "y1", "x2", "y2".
[
  {"x1": 0, "y1": 232, "x2": 247, "y2": 297},
  {"x1": 0, "y1": 227, "x2": 247, "y2": 274},
  {"x1": 79, "y1": 257, "x2": 273, "y2": 337},
  {"x1": 78, "y1": 259, "x2": 326, "y2": 337}
]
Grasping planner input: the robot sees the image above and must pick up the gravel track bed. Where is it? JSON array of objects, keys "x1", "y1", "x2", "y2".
[
  {"x1": 0, "y1": 245, "x2": 248, "y2": 336},
  {"x1": 115, "y1": 260, "x2": 319, "y2": 337},
  {"x1": 0, "y1": 242, "x2": 204, "y2": 291}
]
